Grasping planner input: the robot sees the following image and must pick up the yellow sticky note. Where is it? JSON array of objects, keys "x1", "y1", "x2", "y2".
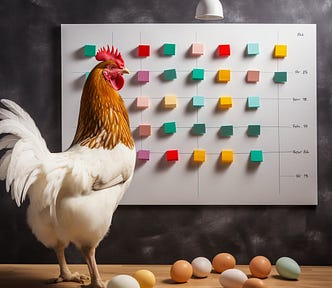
[
  {"x1": 219, "y1": 96, "x2": 232, "y2": 109},
  {"x1": 220, "y1": 149, "x2": 234, "y2": 164},
  {"x1": 164, "y1": 95, "x2": 177, "y2": 109},
  {"x1": 193, "y1": 149, "x2": 206, "y2": 163},
  {"x1": 217, "y1": 69, "x2": 231, "y2": 82},
  {"x1": 274, "y1": 44, "x2": 287, "y2": 58}
]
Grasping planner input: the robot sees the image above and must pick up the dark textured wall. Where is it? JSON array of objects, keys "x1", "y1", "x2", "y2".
[{"x1": 0, "y1": 0, "x2": 331, "y2": 265}]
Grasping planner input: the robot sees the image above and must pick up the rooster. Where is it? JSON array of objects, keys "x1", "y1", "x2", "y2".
[{"x1": 0, "y1": 45, "x2": 135, "y2": 288}]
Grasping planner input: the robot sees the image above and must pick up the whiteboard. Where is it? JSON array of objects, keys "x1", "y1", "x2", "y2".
[{"x1": 61, "y1": 24, "x2": 317, "y2": 205}]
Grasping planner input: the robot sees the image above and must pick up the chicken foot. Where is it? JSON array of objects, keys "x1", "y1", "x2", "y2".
[
  {"x1": 48, "y1": 245, "x2": 89, "y2": 284},
  {"x1": 81, "y1": 246, "x2": 105, "y2": 288}
]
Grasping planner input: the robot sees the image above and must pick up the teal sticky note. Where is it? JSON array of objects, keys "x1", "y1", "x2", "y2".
[
  {"x1": 220, "y1": 125, "x2": 233, "y2": 137},
  {"x1": 193, "y1": 123, "x2": 206, "y2": 135},
  {"x1": 192, "y1": 68, "x2": 205, "y2": 80},
  {"x1": 164, "y1": 69, "x2": 177, "y2": 81},
  {"x1": 164, "y1": 43, "x2": 176, "y2": 55},
  {"x1": 247, "y1": 124, "x2": 261, "y2": 136},
  {"x1": 192, "y1": 96, "x2": 205, "y2": 108},
  {"x1": 163, "y1": 122, "x2": 176, "y2": 134},
  {"x1": 274, "y1": 72, "x2": 287, "y2": 83},
  {"x1": 84, "y1": 45, "x2": 96, "y2": 57},
  {"x1": 247, "y1": 96, "x2": 260, "y2": 109},
  {"x1": 250, "y1": 150, "x2": 263, "y2": 162},
  {"x1": 85, "y1": 72, "x2": 90, "y2": 79},
  {"x1": 246, "y1": 43, "x2": 260, "y2": 56}
]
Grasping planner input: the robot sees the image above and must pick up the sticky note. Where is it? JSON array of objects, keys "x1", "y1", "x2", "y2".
[
  {"x1": 274, "y1": 44, "x2": 287, "y2": 58},
  {"x1": 137, "y1": 71, "x2": 150, "y2": 82},
  {"x1": 220, "y1": 125, "x2": 233, "y2": 137},
  {"x1": 166, "y1": 150, "x2": 179, "y2": 161},
  {"x1": 164, "y1": 95, "x2": 177, "y2": 109},
  {"x1": 137, "y1": 150, "x2": 150, "y2": 161},
  {"x1": 137, "y1": 45, "x2": 150, "y2": 57},
  {"x1": 84, "y1": 45, "x2": 96, "y2": 57},
  {"x1": 220, "y1": 149, "x2": 234, "y2": 164},
  {"x1": 246, "y1": 43, "x2": 260, "y2": 56},
  {"x1": 192, "y1": 68, "x2": 205, "y2": 80},
  {"x1": 192, "y1": 43, "x2": 204, "y2": 56},
  {"x1": 163, "y1": 43, "x2": 176, "y2": 56},
  {"x1": 163, "y1": 122, "x2": 176, "y2": 134},
  {"x1": 217, "y1": 69, "x2": 231, "y2": 82},
  {"x1": 193, "y1": 123, "x2": 206, "y2": 135},
  {"x1": 193, "y1": 149, "x2": 206, "y2": 163},
  {"x1": 163, "y1": 69, "x2": 177, "y2": 81},
  {"x1": 218, "y1": 44, "x2": 231, "y2": 57},
  {"x1": 136, "y1": 96, "x2": 150, "y2": 109},
  {"x1": 138, "y1": 124, "x2": 151, "y2": 137},
  {"x1": 246, "y1": 70, "x2": 260, "y2": 83},
  {"x1": 247, "y1": 96, "x2": 260, "y2": 109},
  {"x1": 250, "y1": 150, "x2": 263, "y2": 162},
  {"x1": 218, "y1": 96, "x2": 232, "y2": 109},
  {"x1": 192, "y1": 96, "x2": 205, "y2": 108},
  {"x1": 85, "y1": 72, "x2": 90, "y2": 79},
  {"x1": 274, "y1": 72, "x2": 287, "y2": 83},
  {"x1": 247, "y1": 124, "x2": 261, "y2": 136}
]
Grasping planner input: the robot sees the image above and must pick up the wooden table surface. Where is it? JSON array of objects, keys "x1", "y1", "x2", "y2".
[{"x1": 0, "y1": 264, "x2": 331, "y2": 288}]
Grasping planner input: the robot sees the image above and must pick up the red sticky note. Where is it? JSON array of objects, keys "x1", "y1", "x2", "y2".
[
  {"x1": 218, "y1": 44, "x2": 231, "y2": 57},
  {"x1": 166, "y1": 150, "x2": 179, "y2": 161},
  {"x1": 138, "y1": 45, "x2": 150, "y2": 57}
]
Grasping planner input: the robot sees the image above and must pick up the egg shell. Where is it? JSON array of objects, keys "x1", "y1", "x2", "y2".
[
  {"x1": 242, "y1": 278, "x2": 267, "y2": 288},
  {"x1": 219, "y1": 268, "x2": 248, "y2": 288},
  {"x1": 107, "y1": 274, "x2": 140, "y2": 288},
  {"x1": 191, "y1": 257, "x2": 212, "y2": 278},
  {"x1": 170, "y1": 260, "x2": 193, "y2": 283},
  {"x1": 212, "y1": 252, "x2": 236, "y2": 273},
  {"x1": 133, "y1": 269, "x2": 156, "y2": 288},
  {"x1": 249, "y1": 256, "x2": 272, "y2": 278},
  {"x1": 276, "y1": 257, "x2": 301, "y2": 280}
]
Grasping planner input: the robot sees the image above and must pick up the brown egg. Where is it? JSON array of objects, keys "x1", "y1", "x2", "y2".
[
  {"x1": 249, "y1": 256, "x2": 272, "y2": 278},
  {"x1": 170, "y1": 260, "x2": 193, "y2": 283},
  {"x1": 243, "y1": 278, "x2": 267, "y2": 288},
  {"x1": 212, "y1": 252, "x2": 236, "y2": 273}
]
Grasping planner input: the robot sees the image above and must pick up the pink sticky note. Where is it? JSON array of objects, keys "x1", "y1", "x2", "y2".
[
  {"x1": 246, "y1": 70, "x2": 260, "y2": 83},
  {"x1": 138, "y1": 124, "x2": 152, "y2": 137},
  {"x1": 136, "y1": 96, "x2": 150, "y2": 109},
  {"x1": 137, "y1": 71, "x2": 150, "y2": 82},
  {"x1": 191, "y1": 43, "x2": 204, "y2": 56},
  {"x1": 137, "y1": 150, "x2": 150, "y2": 160}
]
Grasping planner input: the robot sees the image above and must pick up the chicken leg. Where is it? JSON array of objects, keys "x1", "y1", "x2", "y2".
[{"x1": 81, "y1": 246, "x2": 105, "y2": 288}]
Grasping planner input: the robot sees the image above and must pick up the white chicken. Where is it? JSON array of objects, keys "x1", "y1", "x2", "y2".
[{"x1": 0, "y1": 45, "x2": 135, "y2": 288}]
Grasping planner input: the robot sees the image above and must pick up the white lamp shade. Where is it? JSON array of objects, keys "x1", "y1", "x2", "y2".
[{"x1": 195, "y1": 0, "x2": 224, "y2": 20}]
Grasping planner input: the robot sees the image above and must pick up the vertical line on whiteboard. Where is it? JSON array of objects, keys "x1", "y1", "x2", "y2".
[
  {"x1": 277, "y1": 31, "x2": 281, "y2": 195},
  {"x1": 139, "y1": 32, "x2": 143, "y2": 149},
  {"x1": 195, "y1": 31, "x2": 200, "y2": 199}
]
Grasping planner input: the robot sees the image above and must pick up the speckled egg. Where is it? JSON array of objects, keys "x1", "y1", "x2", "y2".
[
  {"x1": 219, "y1": 268, "x2": 248, "y2": 288},
  {"x1": 249, "y1": 256, "x2": 272, "y2": 278},
  {"x1": 212, "y1": 252, "x2": 236, "y2": 273},
  {"x1": 107, "y1": 274, "x2": 140, "y2": 288},
  {"x1": 191, "y1": 256, "x2": 212, "y2": 278},
  {"x1": 276, "y1": 257, "x2": 301, "y2": 280},
  {"x1": 242, "y1": 278, "x2": 267, "y2": 288},
  {"x1": 170, "y1": 260, "x2": 193, "y2": 283}
]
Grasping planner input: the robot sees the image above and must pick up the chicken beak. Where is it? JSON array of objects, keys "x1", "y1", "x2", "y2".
[{"x1": 121, "y1": 68, "x2": 130, "y2": 75}]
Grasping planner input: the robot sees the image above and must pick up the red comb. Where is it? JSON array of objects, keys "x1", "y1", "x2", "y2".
[{"x1": 95, "y1": 45, "x2": 125, "y2": 68}]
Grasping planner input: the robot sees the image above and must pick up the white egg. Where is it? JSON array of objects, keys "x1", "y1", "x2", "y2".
[
  {"x1": 191, "y1": 256, "x2": 212, "y2": 278},
  {"x1": 107, "y1": 274, "x2": 140, "y2": 288},
  {"x1": 219, "y1": 268, "x2": 248, "y2": 288}
]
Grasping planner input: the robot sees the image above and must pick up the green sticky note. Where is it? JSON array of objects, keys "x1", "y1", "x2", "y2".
[
  {"x1": 274, "y1": 72, "x2": 287, "y2": 83},
  {"x1": 220, "y1": 125, "x2": 233, "y2": 137},
  {"x1": 250, "y1": 150, "x2": 263, "y2": 162},
  {"x1": 247, "y1": 96, "x2": 260, "y2": 109},
  {"x1": 247, "y1": 124, "x2": 261, "y2": 136},
  {"x1": 164, "y1": 69, "x2": 177, "y2": 80},
  {"x1": 192, "y1": 96, "x2": 205, "y2": 108},
  {"x1": 163, "y1": 122, "x2": 176, "y2": 134},
  {"x1": 84, "y1": 45, "x2": 96, "y2": 57},
  {"x1": 164, "y1": 43, "x2": 176, "y2": 55},
  {"x1": 192, "y1": 68, "x2": 205, "y2": 80},
  {"x1": 193, "y1": 123, "x2": 206, "y2": 135}
]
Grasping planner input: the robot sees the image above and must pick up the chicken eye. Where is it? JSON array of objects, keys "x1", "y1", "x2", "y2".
[{"x1": 108, "y1": 65, "x2": 115, "y2": 70}]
